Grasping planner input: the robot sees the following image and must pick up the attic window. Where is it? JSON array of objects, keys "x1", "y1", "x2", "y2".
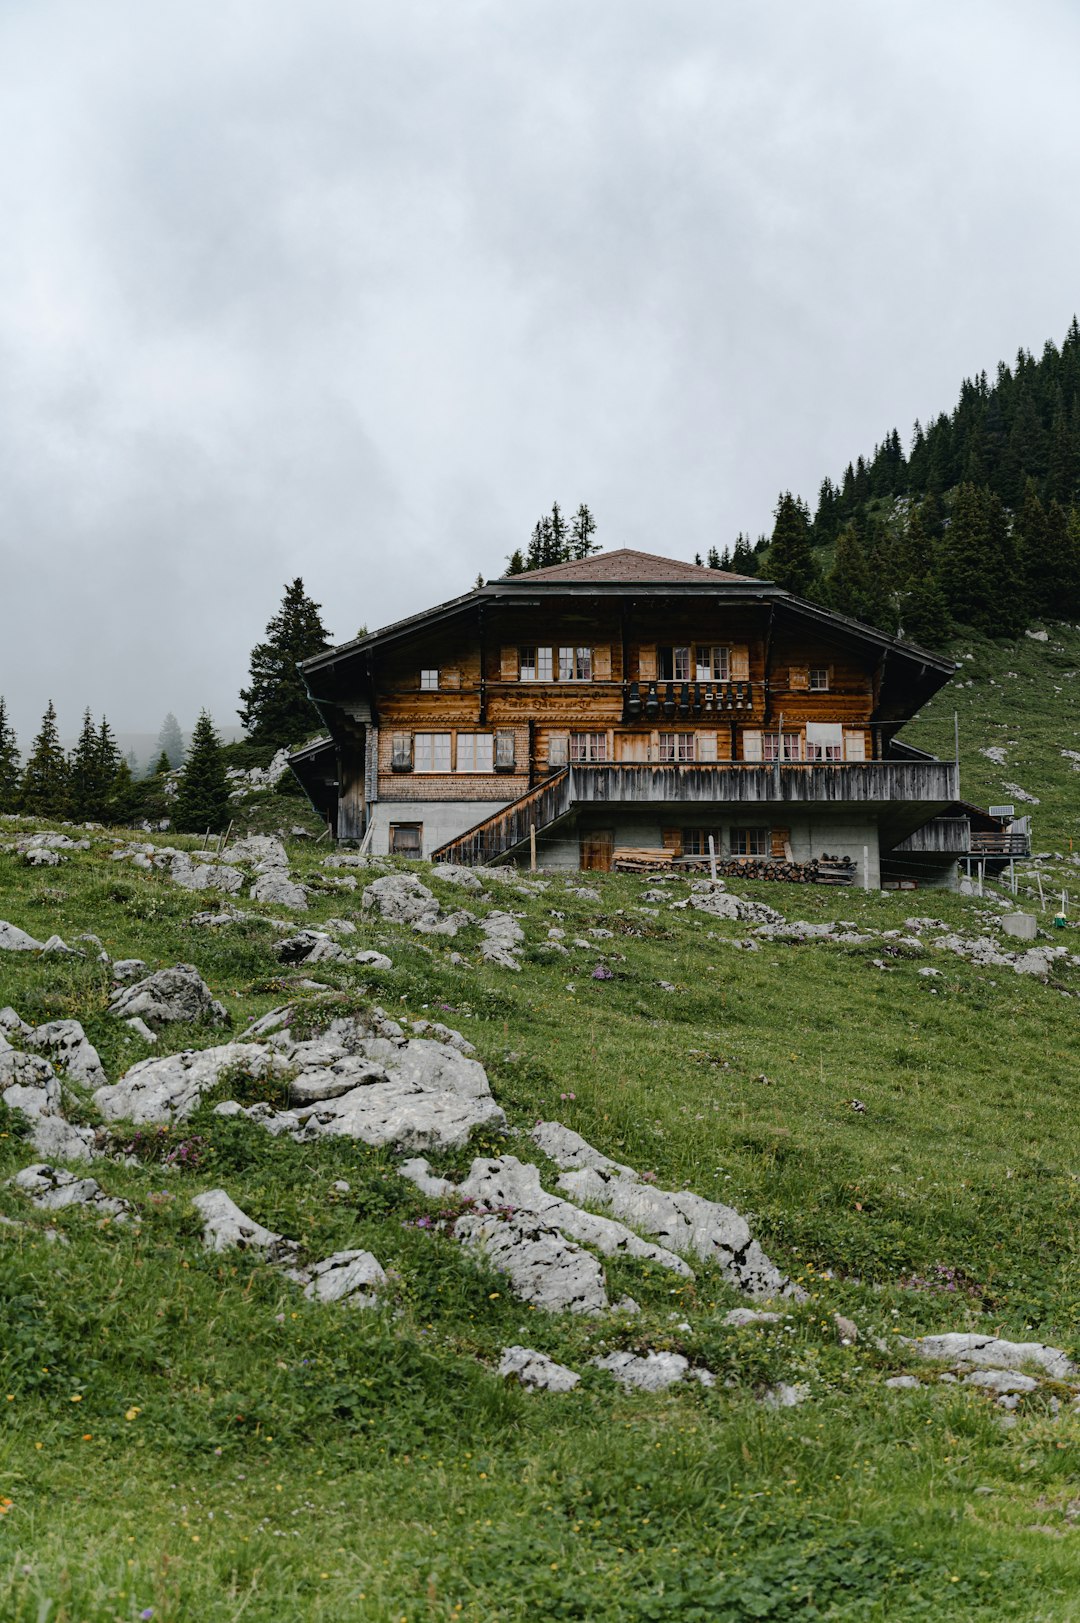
[
  {"x1": 420, "y1": 669, "x2": 439, "y2": 691},
  {"x1": 809, "y1": 667, "x2": 829, "y2": 691}
]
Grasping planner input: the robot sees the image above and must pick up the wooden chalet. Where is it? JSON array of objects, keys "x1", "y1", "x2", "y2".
[{"x1": 290, "y1": 549, "x2": 962, "y2": 884}]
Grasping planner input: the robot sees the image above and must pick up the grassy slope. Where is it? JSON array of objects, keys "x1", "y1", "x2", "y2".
[{"x1": 0, "y1": 646, "x2": 1076, "y2": 1621}]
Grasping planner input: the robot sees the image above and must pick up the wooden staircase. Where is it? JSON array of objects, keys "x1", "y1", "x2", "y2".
[{"x1": 430, "y1": 769, "x2": 572, "y2": 866}]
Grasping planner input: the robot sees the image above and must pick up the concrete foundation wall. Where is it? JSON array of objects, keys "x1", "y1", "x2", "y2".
[{"x1": 366, "y1": 800, "x2": 513, "y2": 859}]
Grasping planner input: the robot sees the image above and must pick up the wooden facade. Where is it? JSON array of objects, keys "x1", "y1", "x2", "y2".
[{"x1": 291, "y1": 550, "x2": 957, "y2": 875}]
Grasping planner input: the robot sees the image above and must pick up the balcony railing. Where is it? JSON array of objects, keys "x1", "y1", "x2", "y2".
[{"x1": 565, "y1": 760, "x2": 959, "y2": 806}]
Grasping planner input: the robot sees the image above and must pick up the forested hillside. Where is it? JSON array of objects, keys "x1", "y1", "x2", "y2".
[{"x1": 742, "y1": 320, "x2": 1080, "y2": 647}]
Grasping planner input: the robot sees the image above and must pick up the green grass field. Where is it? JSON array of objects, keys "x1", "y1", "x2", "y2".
[{"x1": 1, "y1": 630, "x2": 1078, "y2": 1622}]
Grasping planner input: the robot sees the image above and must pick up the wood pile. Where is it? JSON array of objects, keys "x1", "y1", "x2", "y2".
[{"x1": 613, "y1": 847, "x2": 678, "y2": 873}]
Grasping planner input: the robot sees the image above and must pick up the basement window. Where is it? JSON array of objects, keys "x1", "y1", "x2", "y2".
[
  {"x1": 682, "y1": 828, "x2": 722, "y2": 857},
  {"x1": 731, "y1": 827, "x2": 770, "y2": 857},
  {"x1": 389, "y1": 823, "x2": 422, "y2": 856},
  {"x1": 420, "y1": 669, "x2": 439, "y2": 691}
]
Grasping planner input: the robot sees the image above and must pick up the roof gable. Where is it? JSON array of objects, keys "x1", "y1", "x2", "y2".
[{"x1": 500, "y1": 548, "x2": 756, "y2": 584}]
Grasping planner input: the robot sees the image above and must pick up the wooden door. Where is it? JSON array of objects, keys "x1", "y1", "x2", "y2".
[
  {"x1": 580, "y1": 829, "x2": 614, "y2": 871},
  {"x1": 615, "y1": 733, "x2": 650, "y2": 762}
]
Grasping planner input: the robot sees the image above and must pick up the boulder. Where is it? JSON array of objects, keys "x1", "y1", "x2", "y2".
[
  {"x1": 94, "y1": 1042, "x2": 288, "y2": 1122},
  {"x1": 107, "y1": 964, "x2": 228, "y2": 1028},
  {"x1": 0, "y1": 921, "x2": 45, "y2": 952},
  {"x1": 191, "y1": 1189, "x2": 299, "y2": 1263},
  {"x1": 111, "y1": 959, "x2": 148, "y2": 983},
  {"x1": 456, "y1": 1209, "x2": 608, "y2": 1313},
  {"x1": 169, "y1": 853, "x2": 245, "y2": 894},
  {"x1": 228, "y1": 834, "x2": 289, "y2": 867},
  {"x1": 498, "y1": 1346, "x2": 580, "y2": 1392},
  {"x1": 0, "y1": 1049, "x2": 62, "y2": 1115},
  {"x1": 10, "y1": 1163, "x2": 131, "y2": 1219},
  {"x1": 904, "y1": 1333, "x2": 1074, "y2": 1380},
  {"x1": 303, "y1": 1249, "x2": 386, "y2": 1306},
  {"x1": 249, "y1": 872, "x2": 308, "y2": 910},
  {"x1": 362, "y1": 873, "x2": 441, "y2": 927},
  {"x1": 592, "y1": 1350, "x2": 713, "y2": 1392},
  {"x1": 433, "y1": 864, "x2": 485, "y2": 892},
  {"x1": 25, "y1": 1019, "x2": 106, "y2": 1088},
  {"x1": 457, "y1": 1155, "x2": 692, "y2": 1276},
  {"x1": 398, "y1": 1157, "x2": 457, "y2": 1199},
  {"x1": 276, "y1": 931, "x2": 347, "y2": 966},
  {"x1": 480, "y1": 911, "x2": 525, "y2": 969},
  {"x1": 964, "y1": 1370, "x2": 1038, "y2": 1394},
  {"x1": 354, "y1": 950, "x2": 393, "y2": 970}
]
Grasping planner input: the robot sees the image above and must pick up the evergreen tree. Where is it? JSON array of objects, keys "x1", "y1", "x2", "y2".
[
  {"x1": 569, "y1": 503, "x2": 599, "y2": 559},
  {"x1": 106, "y1": 758, "x2": 139, "y2": 825},
  {"x1": 824, "y1": 524, "x2": 877, "y2": 623},
  {"x1": 504, "y1": 549, "x2": 526, "y2": 576},
  {"x1": 730, "y1": 534, "x2": 757, "y2": 574},
  {"x1": 20, "y1": 701, "x2": 68, "y2": 817},
  {"x1": 68, "y1": 710, "x2": 107, "y2": 821},
  {"x1": 174, "y1": 711, "x2": 229, "y2": 834},
  {"x1": 901, "y1": 573, "x2": 952, "y2": 648},
  {"x1": 238, "y1": 578, "x2": 331, "y2": 746},
  {"x1": 548, "y1": 502, "x2": 569, "y2": 565},
  {"x1": 151, "y1": 750, "x2": 171, "y2": 778},
  {"x1": 157, "y1": 713, "x2": 185, "y2": 769},
  {"x1": 1016, "y1": 481, "x2": 1054, "y2": 616},
  {"x1": 0, "y1": 697, "x2": 19, "y2": 813},
  {"x1": 766, "y1": 492, "x2": 817, "y2": 595}
]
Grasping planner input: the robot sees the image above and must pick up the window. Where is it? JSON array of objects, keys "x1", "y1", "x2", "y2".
[
  {"x1": 414, "y1": 732, "x2": 452, "y2": 772},
  {"x1": 521, "y1": 646, "x2": 556, "y2": 680},
  {"x1": 659, "y1": 732, "x2": 695, "y2": 762},
  {"x1": 682, "y1": 828, "x2": 722, "y2": 857},
  {"x1": 558, "y1": 646, "x2": 593, "y2": 680},
  {"x1": 763, "y1": 732, "x2": 802, "y2": 762},
  {"x1": 548, "y1": 733, "x2": 569, "y2": 767},
  {"x1": 659, "y1": 646, "x2": 691, "y2": 681},
  {"x1": 696, "y1": 645, "x2": 730, "y2": 681},
  {"x1": 520, "y1": 647, "x2": 536, "y2": 681},
  {"x1": 809, "y1": 667, "x2": 830, "y2": 691},
  {"x1": 731, "y1": 827, "x2": 770, "y2": 856},
  {"x1": 456, "y1": 733, "x2": 494, "y2": 773},
  {"x1": 805, "y1": 723, "x2": 843, "y2": 762},
  {"x1": 495, "y1": 730, "x2": 516, "y2": 771},
  {"x1": 390, "y1": 733, "x2": 413, "y2": 771},
  {"x1": 420, "y1": 669, "x2": 439, "y2": 692},
  {"x1": 570, "y1": 731, "x2": 607, "y2": 762},
  {"x1": 389, "y1": 823, "x2": 422, "y2": 856}
]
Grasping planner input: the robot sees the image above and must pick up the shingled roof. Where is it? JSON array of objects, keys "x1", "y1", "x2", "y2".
[{"x1": 499, "y1": 548, "x2": 756, "y2": 584}]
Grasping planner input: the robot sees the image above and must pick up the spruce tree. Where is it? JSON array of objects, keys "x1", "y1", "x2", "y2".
[
  {"x1": 569, "y1": 503, "x2": 599, "y2": 559},
  {"x1": 151, "y1": 750, "x2": 171, "y2": 778},
  {"x1": 824, "y1": 524, "x2": 877, "y2": 623},
  {"x1": 547, "y1": 503, "x2": 569, "y2": 565},
  {"x1": 68, "y1": 710, "x2": 106, "y2": 821},
  {"x1": 767, "y1": 493, "x2": 818, "y2": 595},
  {"x1": 157, "y1": 713, "x2": 185, "y2": 769},
  {"x1": 174, "y1": 711, "x2": 229, "y2": 834},
  {"x1": 504, "y1": 549, "x2": 526, "y2": 576},
  {"x1": 901, "y1": 574, "x2": 952, "y2": 648},
  {"x1": 939, "y1": 483, "x2": 992, "y2": 632},
  {"x1": 0, "y1": 697, "x2": 20, "y2": 813},
  {"x1": 106, "y1": 757, "x2": 139, "y2": 825},
  {"x1": 238, "y1": 578, "x2": 331, "y2": 746},
  {"x1": 707, "y1": 547, "x2": 721, "y2": 569},
  {"x1": 1016, "y1": 481, "x2": 1054, "y2": 617},
  {"x1": 730, "y1": 534, "x2": 757, "y2": 574},
  {"x1": 20, "y1": 701, "x2": 68, "y2": 817}
]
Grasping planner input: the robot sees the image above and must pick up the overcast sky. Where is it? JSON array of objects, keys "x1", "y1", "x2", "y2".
[{"x1": 3, "y1": 0, "x2": 1079, "y2": 746}]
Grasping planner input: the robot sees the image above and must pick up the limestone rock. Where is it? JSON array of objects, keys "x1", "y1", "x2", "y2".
[
  {"x1": 25, "y1": 1020, "x2": 106, "y2": 1088},
  {"x1": 433, "y1": 863, "x2": 484, "y2": 891},
  {"x1": 964, "y1": 1370, "x2": 1038, "y2": 1394},
  {"x1": 0, "y1": 921, "x2": 45, "y2": 952},
  {"x1": 0, "y1": 1049, "x2": 62, "y2": 1115},
  {"x1": 761, "y1": 1382, "x2": 809, "y2": 1408},
  {"x1": 354, "y1": 949, "x2": 393, "y2": 970},
  {"x1": 480, "y1": 911, "x2": 525, "y2": 969},
  {"x1": 124, "y1": 1017, "x2": 158, "y2": 1043},
  {"x1": 0, "y1": 1007, "x2": 32, "y2": 1037},
  {"x1": 592, "y1": 1350, "x2": 713, "y2": 1392},
  {"x1": 11, "y1": 1163, "x2": 131, "y2": 1219},
  {"x1": 303, "y1": 1249, "x2": 386, "y2": 1306},
  {"x1": 362, "y1": 873, "x2": 441, "y2": 927},
  {"x1": 498, "y1": 1346, "x2": 580, "y2": 1392},
  {"x1": 398, "y1": 1157, "x2": 457, "y2": 1199},
  {"x1": 94, "y1": 1042, "x2": 288, "y2": 1123},
  {"x1": 108, "y1": 964, "x2": 228, "y2": 1028},
  {"x1": 29, "y1": 1116, "x2": 98, "y2": 1162},
  {"x1": 25, "y1": 847, "x2": 63, "y2": 867},
  {"x1": 458, "y1": 1155, "x2": 692, "y2": 1276},
  {"x1": 276, "y1": 931, "x2": 347, "y2": 966},
  {"x1": 904, "y1": 1333, "x2": 1074, "y2": 1380},
  {"x1": 228, "y1": 834, "x2": 289, "y2": 867},
  {"x1": 884, "y1": 1375, "x2": 921, "y2": 1390},
  {"x1": 531, "y1": 1120, "x2": 633, "y2": 1176},
  {"x1": 191, "y1": 1189, "x2": 298, "y2": 1262},
  {"x1": 456, "y1": 1208, "x2": 608, "y2": 1313},
  {"x1": 723, "y1": 1308, "x2": 784, "y2": 1328},
  {"x1": 250, "y1": 872, "x2": 308, "y2": 910},
  {"x1": 409, "y1": 1019, "x2": 474, "y2": 1054},
  {"x1": 170, "y1": 853, "x2": 245, "y2": 894},
  {"x1": 112, "y1": 959, "x2": 148, "y2": 984}
]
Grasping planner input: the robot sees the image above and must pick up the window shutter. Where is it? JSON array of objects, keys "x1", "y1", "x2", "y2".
[
  {"x1": 391, "y1": 733, "x2": 413, "y2": 771},
  {"x1": 789, "y1": 665, "x2": 809, "y2": 690},
  {"x1": 844, "y1": 730, "x2": 866, "y2": 761},
  {"x1": 730, "y1": 645, "x2": 750, "y2": 681},
  {"x1": 500, "y1": 646, "x2": 519, "y2": 681},
  {"x1": 547, "y1": 733, "x2": 569, "y2": 768},
  {"x1": 662, "y1": 827, "x2": 683, "y2": 856},
  {"x1": 698, "y1": 730, "x2": 717, "y2": 762},
  {"x1": 638, "y1": 645, "x2": 657, "y2": 680},
  {"x1": 770, "y1": 827, "x2": 790, "y2": 859},
  {"x1": 495, "y1": 729, "x2": 516, "y2": 771},
  {"x1": 593, "y1": 644, "x2": 611, "y2": 680},
  {"x1": 742, "y1": 729, "x2": 763, "y2": 762},
  {"x1": 442, "y1": 666, "x2": 461, "y2": 690}
]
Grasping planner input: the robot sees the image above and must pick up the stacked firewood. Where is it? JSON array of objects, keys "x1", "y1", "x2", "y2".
[{"x1": 613, "y1": 849, "x2": 856, "y2": 884}]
